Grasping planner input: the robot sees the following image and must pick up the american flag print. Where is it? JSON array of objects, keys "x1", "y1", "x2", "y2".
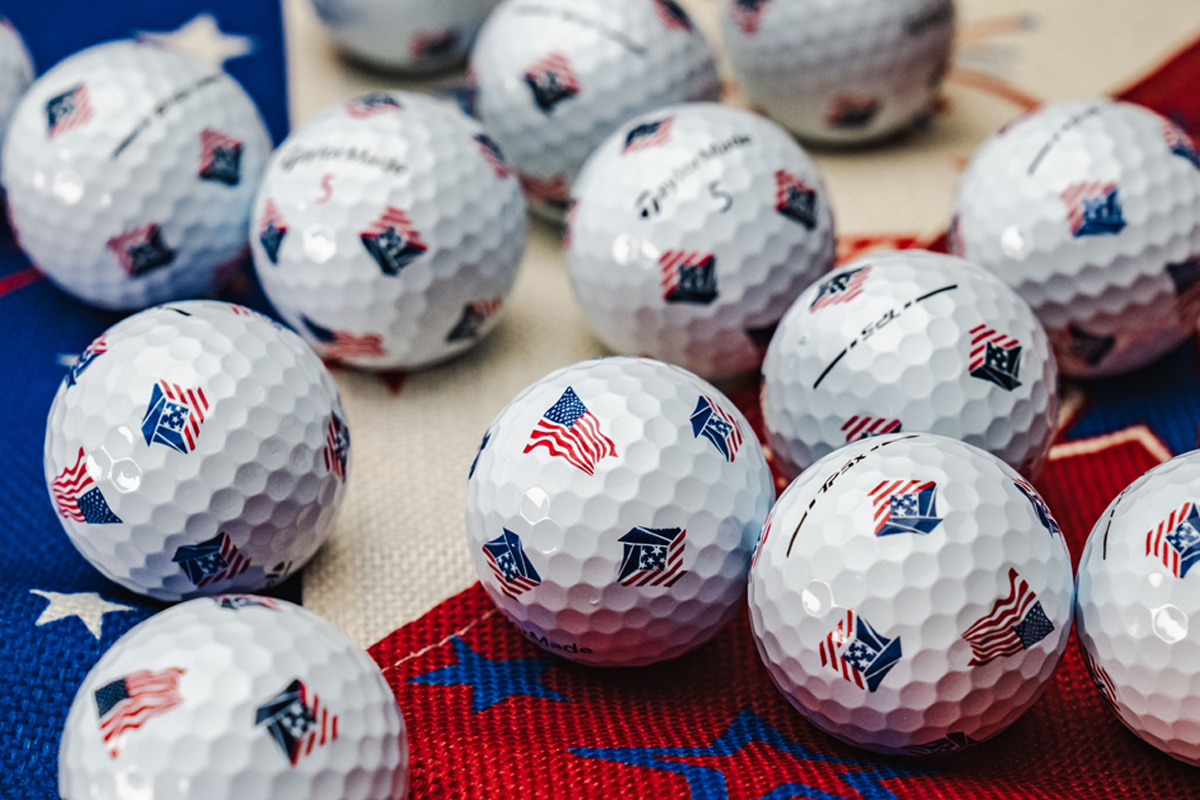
[
  {"x1": 962, "y1": 568, "x2": 1055, "y2": 666},
  {"x1": 1013, "y1": 479, "x2": 1062, "y2": 537},
  {"x1": 141, "y1": 380, "x2": 208, "y2": 454},
  {"x1": 258, "y1": 199, "x2": 288, "y2": 265},
  {"x1": 324, "y1": 412, "x2": 350, "y2": 481},
  {"x1": 690, "y1": 395, "x2": 743, "y2": 462},
  {"x1": 1079, "y1": 641, "x2": 1119, "y2": 710},
  {"x1": 107, "y1": 223, "x2": 175, "y2": 276},
  {"x1": 826, "y1": 96, "x2": 880, "y2": 129},
  {"x1": 302, "y1": 315, "x2": 387, "y2": 360},
  {"x1": 172, "y1": 532, "x2": 251, "y2": 588},
  {"x1": 446, "y1": 298, "x2": 503, "y2": 343},
  {"x1": 1061, "y1": 181, "x2": 1126, "y2": 237},
  {"x1": 411, "y1": 29, "x2": 459, "y2": 60},
  {"x1": 905, "y1": 732, "x2": 979, "y2": 756},
  {"x1": 617, "y1": 526, "x2": 687, "y2": 587},
  {"x1": 654, "y1": 0, "x2": 694, "y2": 31},
  {"x1": 968, "y1": 324, "x2": 1023, "y2": 391},
  {"x1": 775, "y1": 170, "x2": 818, "y2": 229},
  {"x1": 474, "y1": 133, "x2": 514, "y2": 179},
  {"x1": 255, "y1": 679, "x2": 339, "y2": 766},
  {"x1": 751, "y1": 508, "x2": 774, "y2": 569},
  {"x1": 1146, "y1": 501, "x2": 1200, "y2": 579},
  {"x1": 660, "y1": 250, "x2": 718, "y2": 304},
  {"x1": 215, "y1": 594, "x2": 281, "y2": 611},
  {"x1": 198, "y1": 128, "x2": 244, "y2": 186},
  {"x1": 524, "y1": 52, "x2": 579, "y2": 113},
  {"x1": 45, "y1": 83, "x2": 93, "y2": 138},
  {"x1": 95, "y1": 668, "x2": 185, "y2": 758},
  {"x1": 51, "y1": 447, "x2": 121, "y2": 524},
  {"x1": 622, "y1": 117, "x2": 674, "y2": 154},
  {"x1": 810, "y1": 266, "x2": 870, "y2": 312},
  {"x1": 819, "y1": 610, "x2": 902, "y2": 692},
  {"x1": 1163, "y1": 120, "x2": 1200, "y2": 170},
  {"x1": 66, "y1": 334, "x2": 107, "y2": 387},
  {"x1": 841, "y1": 416, "x2": 902, "y2": 442},
  {"x1": 869, "y1": 479, "x2": 942, "y2": 536},
  {"x1": 483, "y1": 529, "x2": 541, "y2": 599},
  {"x1": 519, "y1": 172, "x2": 570, "y2": 213},
  {"x1": 523, "y1": 387, "x2": 617, "y2": 476},
  {"x1": 345, "y1": 92, "x2": 402, "y2": 118},
  {"x1": 360, "y1": 206, "x2": 428, "y2": 275},
  {"x1": 730, "y1": 0, "x2": 770, "y2": 34}
]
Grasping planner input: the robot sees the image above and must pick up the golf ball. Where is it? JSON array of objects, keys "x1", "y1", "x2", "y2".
[
  {"x1": 2, "y1": 40, "x2": 271, "y2": 311},
  {"x1": 251, "y1": 91, "x2": 526, "y2": 371},
  {"x1": 761, "y1": 250, "x2": 1059, "y2": 483},
  {"x1": 749, "y1": 432, "x2": 1074, "y2": 755},
  {"x1": 1075, "y1": 451, "x2": 1200, "y2": 767},
  {"x1": 566, "y1": 102, "x2": 836, "y2": 381},
  {"x1": 720, "y1": 0, "x2": 955, "y2": 145},
  {"x1": 465, "y1": 356, "x2": 774, "y2": 667},
  {"x1": 59, "y1": 595, "x2": 409, "y2": 800},
  {"x1": 309, "y1": 0, "x2": 497, "y2": 73},
  {"x1": 0, "y1": 15, "x2": 32, "y2": 159},
  {"x1": 951, "y1": 99, "x2": 1200, "y2": 377},
  {"x1": 44, "y1": 300, "x2": 349, "y2": 601},
  {"x1": 470, "y1": 0, "x2": 720, "y2": 221}
]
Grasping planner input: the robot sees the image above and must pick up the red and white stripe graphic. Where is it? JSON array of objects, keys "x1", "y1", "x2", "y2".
[
  {"x1": 99, "y1": 668, "x2": 185, "y2": 758},
  {"x1": 1060, "y1": 181, "x2": 1117, "y2": 235},
  {"x1": 962, "y1": 568, "x2": 1041, "y2": 666},
  {"x1": 486, "y1": 554, "x2": 539, "y2": 599},
  {"x1": 196, "y1": 533, "x2": 251, "y2": 588},
  {"x1": 968, "y1": 324, "x2": 1020, "y2": 373},
  {"x1": 198, "y1": 128, "x2": 241, "y2": 173},
  {"x1": 49, "y1": 85, "x2": 93, "y2": 139},
  {"x1": 157, "y1": 380, "x2": 209, "y2": 452},
  {"x1": 810, "y1": 267, "x2": 870, "y2": 312},
  {"x1": 623, "y1": 118, "x2": 674, "y2": 154},
  {"x1": 320, "y1": 330, "x2": 386, "y2": 361},
  {"x1": 869, "y1": 479, "x2": 935, "y2": 535},
  {"x1": 1146, "y1": 501, "x2": 1191, "y2": 577},
  {"x1": 659, "y1": 250, "x2": 711, "y2": 299},
  {"x1": 293, "y1": 684, "x2": 339, "y2": 765},
  {"x1": 52, "y1": 447, "x2": 94, "y2": 522},
  {"x1": 819, "y1": 609, "x2": 865, "y2": 690},
  {"x1": 621, "y1": 529, "x2": 687, "y2": 588},
  {"x1": 775, "y1": 170, "x2": 814, "y2": 211},
  {"x1": 841, "y1": 416, "x2": 902, "y2": 442},
  {"x1": 730, "y1": 1, "x2": 766, "y2": 34},
  {"x1": 653, "y1": 0, "x2": 692, "y2": 30},
  {"x1": 106, "y1": 224, "x2": 167, "y2": 276},
  {"x1": 525, "y1": 52, "x2": 579, "y2": 93},
  {"x1": 519, "y1": 172, "x2": 570, "y2": 208},
  {"x1": 362, "y1": 206, "x2": 426, "y2": 250},
  {"x1": 324, "y1": 414, "x2": 348, "y2": 481},
  {"x1": 1079, "y1": 642, "x2": 1119, "y2": 709}
]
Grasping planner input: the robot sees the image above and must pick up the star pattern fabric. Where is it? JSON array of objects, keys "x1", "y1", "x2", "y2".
[{"x1": 408, "y1": 636, "x2": 570, "y2": 713}]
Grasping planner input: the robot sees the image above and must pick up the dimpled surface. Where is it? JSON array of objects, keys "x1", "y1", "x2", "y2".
[
  {"x1": 566, "y1": 102, "x2": 836, "y2": 381},
  {"x1": 1075, "y1": 452, "x2": 1200, "y2": 766},
  {"x1": 951, "y1": 99, "x2": 1200, "y2": 377},
  {"x1": 59, "y1": 596, "x2": 408, "y2": 800},
  {"x1": 749, "y1": 433, "x2": 1074, "y2": 755},
  {"x1": 0, "y1": 17, "x2": 32, "y2": 158},
  {"x1": 466, "y1": 356, "x2": 774, "y2": 666},
  {"x1": 720, "y1": 0, "x2": 954, "y2": 144},
  {"x1": 470, "y1": 0, "x2": 720, "y2": 221},
  {"x1": 309, "y1": 0, "x2": 497, "y2": 72},
  {"x1": 2, "y1": 40, "x2": 271, "y2": 310},
  {"x1": 250, "y1": 91, "x2": 527, "y2": 371},
  {"x1": 762, "y1": 250, "x2": 1058, "y2": 483},
  {"x1": 43, "y1": 301, "x2": 349, "y2": 601}
]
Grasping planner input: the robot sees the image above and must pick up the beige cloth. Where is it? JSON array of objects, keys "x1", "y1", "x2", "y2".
[{"x1": 280, "y1": 0, "x2": 1200, "y2": 647}]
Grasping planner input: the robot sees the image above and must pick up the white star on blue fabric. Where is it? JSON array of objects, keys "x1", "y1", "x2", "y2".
[
  {"x1": 408, "y1": 636, "x2": 570, "y2": 713},
  {"x1": 29, "y1": 589, "x2": 133, "y2": 640}
]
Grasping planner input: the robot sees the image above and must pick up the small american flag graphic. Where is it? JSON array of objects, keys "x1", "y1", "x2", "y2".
[
  {"x1": 215, "y1": 594, "x2": 282, "y2": 611},
  {"x1": 345, "y1": 92, "x2": 403, "y2": 118},
  {"x1": 95, "y1": 668, "x2": 185, "y2": 758},
  {"x1": 172, "y1": 532, "x2": 251, "y2": 588},
  {"x1": 1163, "y1": 120, "x2": 1200, "y2": 169},
  {"x1": 519, "y1": 171, "x2": 570, "y2": 212},
  {"x1": 968, "y1": 324, "x2": 1023, "y2": 391},
  {"x1": 869, "y1": 479, "x2": 941, "y2": 537},
  {"x1": 198, "y1": 128, "x2": 244, "y2": 186},
  {"x1": 1146, "y1": 501, "x2": 1200, "y2": 579},
  {"x1": 819, "y1": 610, "x2": 902, "y2": 692},
  {"x1": 730, "y1": 0, "x2": 769, "y2": 34},
  {"x1": 66, "y1": 333, "x2": 107, "y2": 387},
  {"x1": 1060, "y1": 181, "x2": 1126, "y2": 237},
  {"x1": 258, "y1": 199, "x2": 288, "y2": 265},
  {"x1": 302, "y1": 315, "x2": 387, "y2": 361},
  {"x1": 446, "y1": 298, "x2": 503, "y2": 343},
  {"x1": 324, "y1": 412, "x2": 350, "y2": 481},
  {"x1": 45, "y1": 83, "x2": 93, "y2": 138},
  {"x1": 617, "y1": 527, "x2": 687, "y2": 587},
  {"x1": 1013, "y1": 478, "x2": 1062, "y2": 537},
  {"x1": 52, "y1": 447, "x2": 121, "y2": 524},
  {"x1": 107, "y1": 223, "x2": 175, "y2": 276},
  {"x1": 660, "y1": 250, "x2": 718, "y2": 304},
  {"x1": 690, "y1": 395, "x2": 743, "y2": 462},
  {"x1": 523, "y1": 387, "x2": 617, "y2": 475},
  {"x1": 826, "y1": 95, "x2": 880, "y2": 129},
  {"x1": 810, "y1": 266, "x2": 870, "y2": 312},
  {"x1": 255, "y1": 679, "x2": 339, "y2": 766},
  {"x1": 1079, "y1": 641, "x2": 1119, "y2": 710},
  {"x1": 474, "y1": 133, "x2": 514, "y2": 179},
  {"x1": 775, "y1": 170, "x2": 818, "y2": 229},
  {"x1": 622, "y1": 117, "x2": 674, "y2": 154},
  {"x1": 524, "y1": 52, "x2": 579, "y2": 113},
  {"x1": 360, "y1": 206, "x2": 428, "y2": 275},
  {"x1": 841, "y1": 416, "x2": 902, "y2": 442},
  {"x1": 483, "y1": 529, "x2": 541, "y2": 599},
  {"x1": 140, "y1": 380, "x2": 209, "y2": 454},
  {"x1": 751, "y1": 508, "x2": 774, "y2": 569},
  {"x1": 654, "y1": 0, "x2": 693, "y2": 30},
  {"x1": 962, "y1": 568, "x2": 1055, "y2": 666}
]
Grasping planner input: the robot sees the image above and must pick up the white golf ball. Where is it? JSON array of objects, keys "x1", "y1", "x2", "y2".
[
  {"x1": 566, "y1": 102, "x2": 836, "y2": 381},
  {"x1": 59, "y1": 595, "x2": 408, "y2": 800},
  {"x1": 470, "y1": 0, "x2": 720, "y2": 221},
  {"x1": 1075, "y1": 451, "x2": 1200, "y2": 767},
  {"x1": 44, "y1": 300, "x2": 349, "y2": 601},
  {"x1": 250, "y1": 91, "x2": 526, "y2": 371},
  {"x1": 0, "y1": 15, "x2": 32, "y2": 159},
  {"x1": 761, "y1": 250, "x2": 1059, "y2": 483},
  {"x1": 720, "y1": 0, "x2": 955, "y2": 145},
  {"x1": 2, "y1": 40, "x2": 271, "y2": 311},
  {"x1": 951, "y1": 99, "x2": 1200, "y2": 377},
  {"x1": 749, "y1": 432, "x2": 1074, "y2": 755},
  {"x1": 465, "y1": 356, "x2": 774, "y2": 667},
  {"x1": 309, "y1": 0, "x2": 497, "y2": 73}
]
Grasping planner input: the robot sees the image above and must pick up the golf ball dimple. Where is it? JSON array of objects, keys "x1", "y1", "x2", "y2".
[
  {"x1": 250, "y1": 91, "x2": 527, "y2": 371},
  {"x1": 761, "y1": 250, "x2": 1059, "y2": 483},
  {"x1": 58, "y1": 595, "x2": 409, "y2": 800},
  {"x1": 465, "y1": 356, "x2": 774, "y2": 667},
  {"x1": 2, "y1": 40, "x2": 271, "y2": 311},
  {"x1": 749, "y1": 432, "x2": 1074, "y2": 755},
  {"x1": 470, "y1": 0, "x2": 720, "y2": 221},
  {"x1": 951, "y1": 99, "x2": 1200, "y2": 377},
  {"x1": 720, "y1": 0, "x2": 955, "y2": 145},
  {"x1": 1075, "y1": 451, "x2": 1200, "y2": 767},
  {"x1": 0, "y1": 15, "x2": 33, "y2": 160},
  {"x1": 44, "y1": 301, "x2": 349, "y2": 601},
  {"x1": 565, "y1": 102, "x2": 836, "y2": 381},
  {"x1": 309, "y1": 0, "x2": 497, "y2": 73}
]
